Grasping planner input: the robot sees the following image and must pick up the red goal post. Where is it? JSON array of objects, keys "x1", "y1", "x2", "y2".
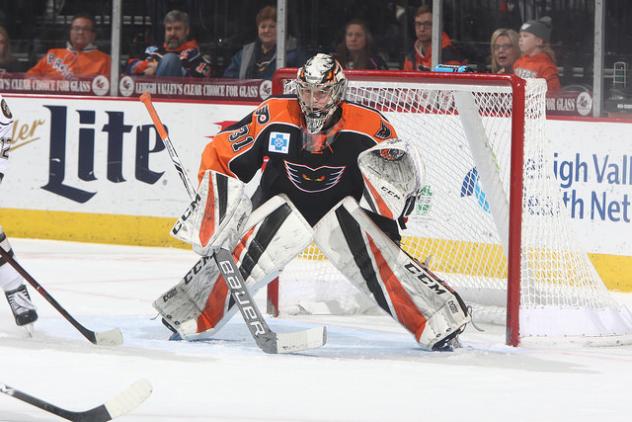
[{"x1": 268, "y1": 69, "x2": 632, "y2": 347}]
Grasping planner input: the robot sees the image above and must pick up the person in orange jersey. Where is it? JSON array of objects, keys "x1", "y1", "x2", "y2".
[
  {"x1": 126, "y1": 10, "x2": 212, "y2": 78},
  {"x1": 153, "y1": 54, "x2": 470, "y2": 352},
  {"x1": 513, "y1": 16, "x2": 560, "y2": 92},
  {"x1": 26, "y1": 13, "x2": 110, "y2": 79},
  {"x1": 402, "y1": 5, "x2": 465, "y2": 71}
]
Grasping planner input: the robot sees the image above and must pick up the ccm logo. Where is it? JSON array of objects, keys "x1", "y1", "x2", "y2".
[
  {"x1": 404, "y1": 263, "x2": 447, "y2": 295},
  {"x1": 380, "y1": 185, "x2": 401, "y2": 200},
  {"x1": 172, "y1": 193, "x2": 202, "y2": 235},
  {"x1": 183, "y1": 255, "x2": 214, "y2": 284},
  {"x1": 162, "y1": 288, "x2": 177, "y2": 302}
]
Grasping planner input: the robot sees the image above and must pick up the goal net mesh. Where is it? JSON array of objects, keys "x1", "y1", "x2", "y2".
[{"x1": 277, "y1": 75, "x2": 632, "y2": 343}]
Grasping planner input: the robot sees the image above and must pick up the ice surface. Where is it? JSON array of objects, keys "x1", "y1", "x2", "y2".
[{"x1": 1, "y1": 239, "x2": 631, "y2": 421}]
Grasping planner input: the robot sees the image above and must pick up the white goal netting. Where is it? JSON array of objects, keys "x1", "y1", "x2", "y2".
[{"x1": 276, "y1": 74, "x2": 632, "y2": 344}]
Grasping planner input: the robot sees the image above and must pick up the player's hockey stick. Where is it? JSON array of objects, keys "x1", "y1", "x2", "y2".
[
  {"x1": 214, "y1": 247, "x2": 326, "y2": 353},
  {"x1": 0, "y1": 379, "x2": 152, "y2": 421},
  {"x1": 139, "y1": 93, "x2": 197, "y2": 198},
  {"x1": 140, "y1": 92, "x2": 326, "y2": 353},
  {"x1": 0, "y1": 247, "x2": 123, "y2": 346}
]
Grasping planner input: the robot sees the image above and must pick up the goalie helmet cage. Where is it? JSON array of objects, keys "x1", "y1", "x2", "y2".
[{"x1": 270, "y1": 69, "x2": 632, "y2": 347}]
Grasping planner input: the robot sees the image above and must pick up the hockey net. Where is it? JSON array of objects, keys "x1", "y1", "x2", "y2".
[{"x1": 270, "y1": 70, "x2": 632, "y2": 346}]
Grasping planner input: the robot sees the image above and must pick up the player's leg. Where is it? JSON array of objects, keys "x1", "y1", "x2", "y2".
[
  {"x1": 0, "y1": 229, "x2": 38, "y2": 327},
  {"x1": 314, "y1": 197, "x2": 469, "y2": 351},
  {"x1": 154, "y1": 194, "x2": 313, "y2": 340},
  {"x1": 153, "y1": 168, "x2": 255, "y2": 338}
]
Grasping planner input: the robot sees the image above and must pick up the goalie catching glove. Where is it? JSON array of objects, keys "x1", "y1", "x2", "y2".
[
  {"x1": 358, "y1": 138, "x2": 425, "y2": 227},
  {"x1": 171, "y1": 170, "x2": 252, "y2": 255}
]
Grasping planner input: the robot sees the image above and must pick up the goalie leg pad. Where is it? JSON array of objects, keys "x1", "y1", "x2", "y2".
[
  {"x1": 171, "y1": 170, "x2": 252, "y2": 256},
  {"x1": 152, "y1": 255, "x2": 234, "y2": 338},
  {"x1": 154, "y1": 194, "x2": 313, "y2": 340},
  {"x1": 313, "y1": 197, "x2": 469, "y2": 350}
]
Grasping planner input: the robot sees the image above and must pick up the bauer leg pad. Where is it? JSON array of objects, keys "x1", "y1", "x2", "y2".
[
  {"x1": 154, "y1": 194, "x2": 313, "y2": 340},
  {"x1": 171, "y1": 170, "x2": 252, "y2": 256},
  {"x1": 314, "y1": 197, "x2": 469, "y2": 350}
]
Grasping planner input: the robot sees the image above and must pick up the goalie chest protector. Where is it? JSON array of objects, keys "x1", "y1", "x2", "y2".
[{"x1": 202, "y1": 96, "x2": 397, "y2": 226}]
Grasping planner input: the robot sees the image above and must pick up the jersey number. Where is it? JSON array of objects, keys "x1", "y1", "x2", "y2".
[
  {"x1": 232, "y1": 136, "x2": 254, "y2": 152},
  {"x1": 229, "y1": 124, "x2": 249, "y2": 141},
  {"x1": 0, "y1": 138, "x2": 10, "y2": 159}
]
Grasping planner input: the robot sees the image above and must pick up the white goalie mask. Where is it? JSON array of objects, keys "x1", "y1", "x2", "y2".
[{"x1": 295, "y1": 53, "x2": 347, "y2": 134}]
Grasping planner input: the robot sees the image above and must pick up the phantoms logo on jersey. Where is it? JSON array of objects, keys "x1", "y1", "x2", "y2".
[
  {"x1": 284, "y1": 161, "x2": 345, "y2": 193},
  {"x1": 269, "y1": 132, "x2": 290, "y2": 154}
]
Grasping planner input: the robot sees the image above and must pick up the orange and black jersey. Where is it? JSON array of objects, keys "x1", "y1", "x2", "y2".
[{"x1": 199, "y1": 96, "x2": 397, "y2": 226}]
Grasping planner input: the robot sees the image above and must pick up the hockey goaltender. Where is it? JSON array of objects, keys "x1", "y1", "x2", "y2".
[{"x1": 153, "y1": 53, "x2": 470, "y2": 352}]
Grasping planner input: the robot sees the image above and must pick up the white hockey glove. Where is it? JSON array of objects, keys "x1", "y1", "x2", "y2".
[
  {"x1": 0, "y1": 97, "x2": 14, "y2": 183},
  {"x1": 171, "y1": 170, "x2": 252, "y2": 255},
  {"x1": 358, "y1": 138, "x2": 425, "y2": 222}
]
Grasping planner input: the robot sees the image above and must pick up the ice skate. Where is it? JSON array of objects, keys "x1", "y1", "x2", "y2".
[{"x1": 5, "y1": 284, "x2": 38, "y2": 332}]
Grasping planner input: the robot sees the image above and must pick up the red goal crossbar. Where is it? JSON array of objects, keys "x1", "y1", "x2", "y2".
[{"x1": 269, "y1": 69, "x2": 526, "y2": 346}]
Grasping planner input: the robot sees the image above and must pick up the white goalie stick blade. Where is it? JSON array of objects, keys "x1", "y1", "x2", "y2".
[
  {"x1": 214, "y1": 247, "x2": 326, "y2": 354},
  {"x1": 94, "y1": 328, "x2": 124, "y2": 346},
  {"x1": 275, "y1": 326, "x2": 327, "y2": 354},
  {"x1": 0, "y1": 379, "x2": 152, "y2": 422}
]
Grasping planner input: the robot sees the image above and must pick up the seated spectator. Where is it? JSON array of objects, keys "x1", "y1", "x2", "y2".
[
  {"x1": 333, "y1": 19, "x2": 388, "y2": 70},
  {"x1": 223, "y1": 5, "x2": 306, "y2": 79},
  {"x1": 27, "y1": 13, "x2": 110, "y2": 79},
  {"x1": 0, "y1": 26, "x2": 20, "y2": 73},
  {"x1": 126, "y1": 10, "x2": 212, "y2": 78},
  {"x1": 513, "y1": 16, "x2": 560, "y2": 92},
  {"x1": 490, "y1": 28, "x2": 519, "y2": 74},
  {"x1": 402, "y1": 5, "x2": 465, "y2": 71}
]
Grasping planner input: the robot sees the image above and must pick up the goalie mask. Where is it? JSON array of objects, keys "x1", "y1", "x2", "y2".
[{"x1": 296, "y1": 53, "x2": 347, "y2": 135}]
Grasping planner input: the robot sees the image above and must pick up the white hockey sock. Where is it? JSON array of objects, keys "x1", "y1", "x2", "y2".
[{"x1": 0, "y1": 230, "x2": 23, "y2": 291}]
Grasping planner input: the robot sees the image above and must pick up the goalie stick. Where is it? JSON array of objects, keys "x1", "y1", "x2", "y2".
[
  {"x1": 140, "y1": 92, "x2": 326, "y2": 354},
  {"x1": 0, "y1": 379, "x2": 152, "y2": 421},
  {"x1": 0, "y1": 247, "x2": 123, "y2": 346}
]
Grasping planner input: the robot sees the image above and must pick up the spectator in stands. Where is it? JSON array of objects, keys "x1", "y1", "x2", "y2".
[
  {"x1": 333, "y1": 19, "x2": 388, "y2": 70},
  {"x1": 126, "y1": 10, "x2": 212, "y2": 78},
  {"x1": 513, "y1": 16, "x2": 560, "y2": 92},
  {"x1": 223, "y1": 5, "x2": 305, "y2": 79},
  {"x1": 490, "y1": 28, "x2": 519, "y2": 74},
  {"x1": 26, "y1": 13, "x2": 110, "y2": 79},
  {"x1": 0, "y1": 26, "x2": 20, "y2": 73},
  {"x1": 402, "y1": 5, "x2": 464, "y2": 71}
]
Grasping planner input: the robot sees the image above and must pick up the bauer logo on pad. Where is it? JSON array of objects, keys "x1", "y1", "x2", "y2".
[{"x1": 269, "y1": 132, "x2": 290, "y2": 154}]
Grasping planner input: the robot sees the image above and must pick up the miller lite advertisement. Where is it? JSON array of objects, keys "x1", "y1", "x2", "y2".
[{"x1": 2, "y1": 95, "x2": 253, "y2": 217}]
